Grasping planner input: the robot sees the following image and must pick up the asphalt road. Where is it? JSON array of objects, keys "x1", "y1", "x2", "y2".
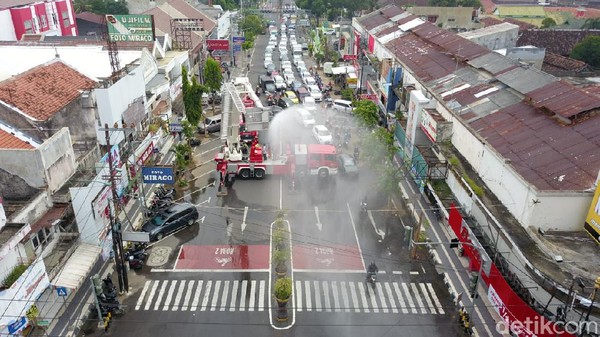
[{"x1": 103, "y1": 6, "x2": 461, "y2": 337}]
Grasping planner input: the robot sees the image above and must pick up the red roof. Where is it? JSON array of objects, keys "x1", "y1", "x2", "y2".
[
  {"x1": 0, "y1": 59, "x2": 96, "y2": 121},
  {"x1": 76, "y1": 12, "x2": 104, "y2": 25},
  {"x1": 0, "y1": 129, "x2": 34, "y2": 149},
  {"x1": 526, "y1": 80, "x2": 600, "y2": 118}
]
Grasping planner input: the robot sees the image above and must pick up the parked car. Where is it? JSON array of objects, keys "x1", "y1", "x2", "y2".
[
  {"x1": 302, "y1": 96, "x2": 317, "y2": 112},
  {"x1": 304, "y1": 76, "x2": 317, "y2": 86},
  {"x1": 307, "y1": 84, "x2": 323, "y2": 102},
  {"x1": 337, "y1": 153, "x2": 358, "y2": 176},
  {"x1": 141, "y1": 203, "x2": 199, "y2": 241},
  {"x1": 277, "y1": 97, "x2": 296, "y2": 109},
  {"x1": 291, "y1": 80, "x2": 304, "y2": 92},
  {"x1": 284, "y1": 74, "x2": 296, "y2": 87},
  {"x1": 296, "y1": 108, "x2": 316, "y2": 128},
  {"x1": 197, "y1": 114, "x2": 222, "y2": 133},
  {"x1": 266, "y1": 63, "x2": 276, "y2": 76},
  {"x1": 312, "y1": 125, "x2": 333, "y2": 144},
  {"x1": 274, "y1": 75, "x2": 287, "y2": 91},
  {"x1": 264, "y1": 59, "x2": 273, "y2": 68},
  {"x1": 284, "y1": 90, "x2": 300, "y2": 104}
]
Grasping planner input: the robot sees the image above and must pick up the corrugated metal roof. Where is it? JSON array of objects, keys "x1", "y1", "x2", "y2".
[
  {"x1": 526, "y1": 81, "x2": 600, "y2": 118},
  {"x1": 52, "y1": 243, "x2": 101, "y2": 289},
  {"x1": 380, "y1": 5, "x2": 404, "y2": 18},
  {"x1": 376, "y1": 25, "x2": 400, "y2": 38},
  {"x1": 495, "y1": 66, "x2": 557, "y2": 94},
  {"x1": 362, "y1": 15, "x2": 389, "y2": 31},
  {"x1": 468, "y1": 52, "x2": 519, "y2": 75}
]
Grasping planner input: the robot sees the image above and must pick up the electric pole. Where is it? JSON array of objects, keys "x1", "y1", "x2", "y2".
[{"x1": 103, "y1": 123, "x2": 129, "y2": 294}]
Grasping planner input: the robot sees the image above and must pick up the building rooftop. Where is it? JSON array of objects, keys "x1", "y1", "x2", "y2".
[
  {"x1": 458, "y1": 22, "x2": 519, "y2": 39},
  {"x1": 0, "y1": 59, "x2": 96, "y2": 121},
  {"x1": 0, "y1": 129, "x2": 35, "y2": 149},
  {"x1": 0, "y1": 0, "x2": 34, "y2": 9},
  {"x1": 76, "y1": 11, "x2": 104, "y2": 25},
  {"x1": 517, "y1": 29, "x2": 600, "y2": 56},
  {"x1": 495, "y1": 5, "x2": 546, "y2": 17}
]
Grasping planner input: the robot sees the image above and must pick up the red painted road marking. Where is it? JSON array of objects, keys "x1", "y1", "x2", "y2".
[
  {"x1": 293, "y1": 244, "x2": 364, "y2": 270},
  {"x1": 175, "y1": 245, "x2": 270, "y2": 270}
]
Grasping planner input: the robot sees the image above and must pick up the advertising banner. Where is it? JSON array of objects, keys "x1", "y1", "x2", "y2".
[
  {"x1": 584, "y1": 184, "x2": 600, "y2": 244},
  {"x1": 106, "y1": 15, "x2": 154, "y2": 42},
  {"x1": 232, "y1": 36, "x2": 245, "y2": 52},
  {"x1": 142, "y1": 166, "x2": 175, "y2": 184},
  {"x1": 343, "y1": 54, "x2": 357, "y2": 60},
  {"x1": 206, "y1": 39, "x2": 230, "y2": 50}
]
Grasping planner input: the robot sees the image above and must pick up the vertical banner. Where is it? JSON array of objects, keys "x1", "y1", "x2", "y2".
[{"x1": 584, "y1": 184, "x2": 600, "y2": 243}]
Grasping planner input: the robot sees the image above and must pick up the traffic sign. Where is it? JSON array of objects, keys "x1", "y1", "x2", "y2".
[
  {"x1": 8, "y1": 317, "x2": 27, "y2": 334},
  {"x1": 56, "y1": 286, "x2": 68, "y2": 297},
  {"x1": 169, "y1": 123, "x2": 183, "y2": 132}
]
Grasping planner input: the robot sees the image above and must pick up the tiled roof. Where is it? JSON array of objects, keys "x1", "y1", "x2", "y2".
[
  {"x1": 166, "y1": 0, "x2": 216, "y2": 32},
  {"x1": 0, "y1": 59, "x2": 96, "y2": 121},
  {"x1": 517, "y1": 29, "x2": 600, "y2": 56},
  {"x1": 542, "y1": 52, "x2": 591, "y2": 73},
  {"x1": 0, "y1": 129, "x2": 34, "y2": 149},
  {"x1": 76, "y1": 12, "x2": 105, "y2": 25}
]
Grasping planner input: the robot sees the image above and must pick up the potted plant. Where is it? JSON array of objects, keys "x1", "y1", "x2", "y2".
[
  {"x1": 273, "y1": 248, "x2": 289, "y2": 277},
  {"x1": 274, "y1": 277, "x2": 292, "y2": 321}
]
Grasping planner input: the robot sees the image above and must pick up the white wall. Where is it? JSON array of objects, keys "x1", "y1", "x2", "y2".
[
  {"x1": 0, "y1": 10, "x2": 16, "y2": 41},
  {"x1": 10, "y1": 192, "x2": 53, "y2": 226},
  {"x1": 69, "y1": 182, "x2": 106, "y2": 246},
  {"x1": 534, "y1": 192, "x2": 593, "y2": 231},
  {"x1": 39, "y1": 128, "x2": 77, "y2": 193},
  {"x1": 95, "y1": 69, "x2": 146, "y2": 145}
]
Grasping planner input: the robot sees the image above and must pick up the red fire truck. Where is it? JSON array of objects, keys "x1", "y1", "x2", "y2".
[{"x1": 215, "y1": 135, "x2": 338, "y2": 188}]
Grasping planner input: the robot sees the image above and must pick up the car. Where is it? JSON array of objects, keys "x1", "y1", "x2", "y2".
[
  {"x1": 296, "y1": 60, "x2": 306, "y2": 69},
  {"x1": 284, "y1": 74, "x2": 296, "y2": 87},
  {"x1": 323, "y1": 28, "x2": 336, "y2": 35},
  {"x1": 274, "y1": 75, "x2": 286, "y2": 90},
  {"x1": 281, "y1": 60, "x2": 292, "y2": 69},
  {"x1": 283, "y1": 68, "x2": 294, "y2": 79},
  {"x1": 280, "y1": 53, "x2": 290, "y2": 62},
  {"x1": 312, "y1": 125, "x2": 333, "y2": 144},
  {"x1": 293, "y1": 54, "x2": 302, "y2": 65},
  {"x1": 266, "y1": 63, "x2": 276, "y2": 76},
  {"x1": 291, "y1": 80, "x2": 304, "y2": 92},
  {"x1": 277, "y1": 97, "x2": 295, "y2": 109},
  {"x1": 264, "y1": 59, "x2": 273, "y2": 68},
  {"x1": 304, "y1": 76, "x2": 317, "y2": 86},
  {"x1": 337, "y1": 153, "x2": 358, "y2": 176},
  {"x1": 296, "y1": 108, "x2": 316, "y2": 127},
  {"x1": 284, "y1": 90, "x2": 300, "y2": 103},
  {"x1": 298, "y1": 66, "x2": 308, "y2": 76},
  {"x1": 307, "y1": 84, "x2": 323, "y2": 102},
  {"x1": 141, "y1": 203, "x2": 199, "y2": 241},
  {"x1": 301, "y1": 42, "x2": 308, "y2": 50},
  {"x1": 302, "y1": 96, "x2": 317, "y2": 112},
  {"x1": 265, "y1": 52, "x2": 273, "y2": 60},
  {"x1": 197, "y1": 114, "x2": 222, "y2": 133}
]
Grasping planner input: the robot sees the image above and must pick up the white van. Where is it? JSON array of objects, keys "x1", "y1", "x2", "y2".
[
  {"x1": 323, "y1": 62, "x2": 334, "y2": 76},
  {"x1": 332, "y1": 99, "x2": 353, "y2": 113}
]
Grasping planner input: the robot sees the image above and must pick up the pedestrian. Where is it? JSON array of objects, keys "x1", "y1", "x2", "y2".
[
  {"x1": 247, "y1": 63, "x2": 250, "y2": 72},
  {"x1": 226, "y1": 69, "x2": 231, "y2": 80}
]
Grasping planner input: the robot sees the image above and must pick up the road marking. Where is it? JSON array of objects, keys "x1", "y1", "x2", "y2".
[
  {"x1": 153, "y1": 268, "x2": 269, "y2": 273},
  {"x1": 346, "y1": 203, "x2": 366, "y2": 271},
  {"x1": 135, "y1": 281, "x2": 151, "y2": 310},
  {"x1": 384, "y1": 282, "x2": 399, "y2": 313},
  {"x1": 153, "y1": 280, "x2": 168, "y2": 311},
  {"x1": 357, "y1": 282, "x2": 370, "y2": 313},
  {"x1": 295, "y1": 281, "x2": 303, "y2": 312},
  {"x1": 402, "y1": 283, "x2": 418, "y2": 314},
  {"x1": 194, "y1": 145, "x2": 222, "y2": 157},
  {"x1": 411, "y1": 283, "x2": 428, "y2": 314},
  {"x1": 427, "y1": 283, "x2": 445, "y2": 314},
  {"x1": 181, "y1": 280, "x2": 195, "y2": 311},
  {"x1": 229, "y1": 280, "x2": 239, "y2": 312},
  {"x1": 410, "y1": 271, "x2": 420, "y2": 275},
  {"x1": 331, "y1": 281, "x2": 341, "y2": 312},
  {"x1": 258, "y1": 280, "x2": 266, "y2": 312},
  {"x1": 339, "y1": 281, "x2": 351, "y2": 313},
  {"x1": 367, "y1": 284, "x2": 379, "y2": 313},
  {"x1": 314, "y1": 206, "x2": 322, "y2": 231},
  {"x1": 367, "y1": 210, "x2": 385, "y2": 240},
  {"x1": 349, "y1": 282, "x2": 360, "y2": 313},
  {"x1": 240, "y1": 280, "x2": 248, "y2": 311},
  {"x1": 220, "y1": 280, "x2": 230, "y2": 311},
  {"x1": 419, "y1": 283, "x2": 435, "y2": 314},
  {"x1": 322, "y1": 281, "x2": 332, "y2": 312},
  {"x1": 163, "y1": 280, "x2": 177, "y2": 311},
  {"x1": 200, "y1": 280, "x2": 212, "y2": 311},
  {"x1": 292, "y1": 269, "x2": 366, "y2": 274},
  {"x1": 305, "y1": 280, "x2": 312, "y2": 312},
  {"x1": 393, "y1": 271, "x2": 403, "y2": 275},
  {"x1": 314, "y1": 281, "x2": 322, "y2": 312},
  {"x1": 191, "y1": 280, "x2": 202, "y2": 311},
  {"x1": 393, "y1": 282, "x2": 409, "y2": 314},
  {"x1": 172, "y1": 280, "x2": 186, "y2": 311},
  {"x1": 376, "y1": 282, "x2": 389, "y2": 313},
  {"x1": 210, "y1": 280, "x2": 221, "y2": 311},
  {"x1": 249, "y1": 280, "x2": 257, "y2": 312},
  {"x1": 241, "y1": 206, "x2": 249, "y2": 232}
]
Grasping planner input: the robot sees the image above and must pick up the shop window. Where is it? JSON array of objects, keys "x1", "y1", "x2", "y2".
[
  {"x1": 62, "y1": 11, "x2": 69, "y2": 27},
  {"x1": 40, "y1": 15, "x2": 47, "y2": 28},
  {"x1": 24, "y1": 20, "x2": 33, "y2": 34},
  {"x1": 32, "y1": 227, "x2": 54, "y2": 250}
]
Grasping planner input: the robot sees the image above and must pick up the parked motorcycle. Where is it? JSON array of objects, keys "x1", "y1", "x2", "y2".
[{"x1": 125, "y1": 252, "x2": 144, "y2": 270}]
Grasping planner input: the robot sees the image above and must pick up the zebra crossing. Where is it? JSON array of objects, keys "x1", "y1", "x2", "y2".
[{"x1": 134, "y1": 279, "x2": 445, "y2": 315}]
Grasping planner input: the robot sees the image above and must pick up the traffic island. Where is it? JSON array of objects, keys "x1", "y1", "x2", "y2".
[{"x1": 269, "y1": 213, "x2": 295, "y2": 328}]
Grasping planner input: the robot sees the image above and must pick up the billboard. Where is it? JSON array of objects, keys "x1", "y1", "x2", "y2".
[
  {"x1": 232, "y1": 36, "x2": 245, "y2": 52},
  {"x1": 206, "y1": 39, "x2": 230, "y2": 50},
  {"x1": 142, "y1": 166, "x2": 175, "y2": 184},
  {"x1": 106, "y1": 15, "x2": 154, "y2": 42},
  {"x1": 584, "y1": 184, "x2": 600, "y2": 243}
]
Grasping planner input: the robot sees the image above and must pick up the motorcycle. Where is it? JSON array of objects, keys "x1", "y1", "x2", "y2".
[
  {"x1": 155, "y1": 186, "x2": 175, "y2": 199},
  {"x1": 127, "y1": 244, "x2": 148, "y2": 261},
  {"x1": 126, "y1": 252, "x2": 144, "y2": 270},
  {"x1": 360, "y1": 197, "x2": 368, "y2": 214},
  {"x1": 366, "y1": 271, "x2": 377, "y2": 290}
]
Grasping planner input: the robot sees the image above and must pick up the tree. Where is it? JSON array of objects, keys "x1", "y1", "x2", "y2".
[
  {"x1": 361, "y1": 127, "x2": 400, "y2": 207},
  {"x1": 86, "y1": 0, "x2": 129, "y2": 14},
  {"x1": 73, "y1": 0, "x2": 91, "y2": 13},
  {"x1": 582, "y1": 18, "x2": 600, "y2": 29},
  {"x1": 203, "y1": 58, "x2": 223, "y2": 114},
  {"x1": 240, "y1": 15, "x2": 264, "y2": 37},
  {"x1": 541, "y1": 17, "x2": 557, "y2": 28},
  {"x1": 353, "y1": 100, "x2": 379, "y2": 128},
  {"x1": 571, "y1": 36, "x2": 600, "y2": 68},
  {"x1": 181, "y1": 66, "x2": 204, "y2": 127}
]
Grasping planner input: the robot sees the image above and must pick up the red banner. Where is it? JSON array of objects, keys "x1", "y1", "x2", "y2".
[
  {"x1": 359, "y1": 94, "x2": 378, "y2": 102},
  {"x1": 206, "y1": 39, "x2": 230, "y2": 51},
  {"x1": 448, "y1": 205, "x2": 573, "y2": 337},
  {"x1": 343, "y1": 54, "x2": 357, "y2": 60}
]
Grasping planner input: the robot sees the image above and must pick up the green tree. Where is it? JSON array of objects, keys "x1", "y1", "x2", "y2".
[
  {"x1": 87, "y1": 0, "x2": 129, "y2": 14},
  {"x1": 361, "y1": 127, "x2": 400, "y2": 207},
  {"x1": 353, "y1": 100, "x2": 379, "y2": 127},
  {"x1": 73, "y1": 0, "x2": 91, "y2": 13},
  {"x1": 240, "y1": 14, "x2": 264, "y2": 37},
  {"x1": 571, "y1": 36, "x2": 600, "y2": 67},
  {"x1": 582, "y1": 18, "x2": 600, "y2": 29},
  {"x1": 181, "y1": 66, "x2": 204, "y2": 127},
  {"x1": 541, "y1": 17, "x2": 557, "y2": 28},
  {"x1": 203, "y1": 58, "x2": 223, "y2": 114}
]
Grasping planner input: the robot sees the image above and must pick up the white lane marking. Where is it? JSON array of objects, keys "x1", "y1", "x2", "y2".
[
  {"x1": 339, "y1": 281, "x2": 350, "y2": 313},
  {"x1": 240, "y1": 280, "x2": 248, "y2": 311},
  {"x1": 153, "y1": 280, "x2": 168, "y2": 311},
  {"x1": 249, "y1": 280, "x2": 257, "y2": 312},
  {"x1": 420, "y1": 283, "x2": 436, "y2": 314},
  {"x1": 393, "y1": 271, "x2": 403, "y2": 275},
  {"x1": 258, "y1": 280, "x2": 266, "y2": 312},
  {"x1": 376, "y1": 282, "x2": 389, "y2": 313},
  {"x1": 331, "y1": 281, "x2": 341, "y2": 312},
  {"x1": 241, "y1": 206, "x2": 249, "y2": 232},
  {"x1": 346, "y1": 203, "x2": 366, "y2": 270},
  {"x1": 295, "y1": 280, "x2": 303, "y2": 312},
  {"x1": 135, "y1": 281, "x2": 151, "y2": 310},
  {"x1": 411, "y1": 283, "x2": 427, "y2": 314},
  {"x1": 305, "y1": 280, "x2": 312, "y2": 311},
  {"x1": 314, "y1": 281, "x2": 322, "y2": 312},
  {"x1": 322, "y1": 281, "x2": 331, "y2": 312},
  {"x1": 357, "y1": 282, "x2": 370, "y2": 313},
  {"x1": 314, "y1": 206, "x2": 322, "y2": 231},
  {"x1": 152, "y1": 268, "x2": 269, "y2": 273},
  {"x1": 171, "y1": 280, "x2": 185, "y2": 311},
  {"x1": 349, "y1": 282, "x2": 360, "y2": 313},
  {"x1": 402, "y1": 282, "x2": 418, "y2": 314},
  {"x1": 393, "y1": 282, "x2": 409, "y2": 314},
  {"x1": 384, "y1": 282, "x2": 399, "y2": 313},
  {"x1": 410, "y1": 271, "x2": 420, "y2": 275},
  {"x1": 200, "y1": 280, "x2": 213, "y2": 311},
  {"x1": 191, "y1": 280, "x2": 203, "y2": 311},
  {"x1": 230, "y1": 280, "x2": 239, "y2": 312},
  {"x1": 210, "y1": 280, "x2": 222, "y2": 311},
  {"x1": 220, "y1": 280, "x2": 230, "y2": 311},
  {"x1": 367, "y1": 284, "x2": 379, "y2": 313},
  {"x1": 427, "y1": 283, "x2": 445, "y2": 314},
  {"x1": 181, "y1": 280, "x2": 195, "y2": 311}
]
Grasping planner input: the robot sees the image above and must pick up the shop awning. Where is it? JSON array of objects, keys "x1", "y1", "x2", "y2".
[{"x1": 52, "y1": 243, "x2": 101, "y2": 290}]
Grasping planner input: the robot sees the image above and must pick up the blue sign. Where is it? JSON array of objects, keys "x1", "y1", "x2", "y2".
[
  {"x1": 233, "y1": 45, "x2": 241, "y2": 52},
  {"x1": 232, "y1": 36, "x2": 245, "y2": 44},
  {"x1": 141, "y1": 166, "x2": 175, "y2": 184},
  {"x1": 56, "y1": 286, "x2": 68, "y2": 297},
  {"x1": 170, "y1": 123, "x2": 183, "y2": 132},
  {"x1": 8, "y1": 316, "x2": 27, "y2": 334}
]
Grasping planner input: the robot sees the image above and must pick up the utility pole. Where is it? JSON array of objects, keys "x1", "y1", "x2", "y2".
[
  {"x1": 410, "y1": 211, "x2": 424, "y2": 259},
  {"x1": 103, "y1": 123, "x2": 129, "y2": 294}
]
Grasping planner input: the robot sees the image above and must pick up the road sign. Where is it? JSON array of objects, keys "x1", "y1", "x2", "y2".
[
  {"x1": 169, "y1": 123, "x2": 183, "y2": 132},
  {"x1": 141, "y1": 166, "x2": 175, "y2": 184},
  {"x1": 56, "y1": 286, "x2": 68, "y2": 297},
  {"x1": 232, "y1": 36, "x2": 245, "y2": 44},
  {"x1": 122, "y1": 230, "x2": 150, "y2": 243},
  {"x1": 8, "y1": 317, "x2": 27, "y2": 334},
  {"x1": 175, "y1": 245, "x2": 269, "y2": 270}
]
